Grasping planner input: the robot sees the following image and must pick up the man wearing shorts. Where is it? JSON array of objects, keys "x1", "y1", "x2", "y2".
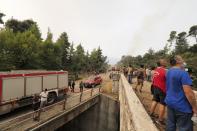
[
  {"x1": 134, "y1": 65, "x2": 145, "y2": 92},
  {"x1": 150, "y1": 59, "x2": 167, "y2": 125}
]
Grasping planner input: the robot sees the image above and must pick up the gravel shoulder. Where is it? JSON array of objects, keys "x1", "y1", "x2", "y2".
[{"x1": 131, "y1": 78, "x2": 197, "y2": 131}]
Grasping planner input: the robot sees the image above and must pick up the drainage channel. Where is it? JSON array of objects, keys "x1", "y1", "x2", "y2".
[{"x1": 56, "y1": 94, "x2": 120, "y2": 131}]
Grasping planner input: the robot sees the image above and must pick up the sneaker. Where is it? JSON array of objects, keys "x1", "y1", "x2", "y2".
[
  {"x1": 159, "y1": 120, "x2": 166, "y2": 125},
  {"x1": 150, "y1": 113, "x2": 157, "y2": 118},
  {"x1": 150, "y1": 114, "x2": 155, "y2": 118}
]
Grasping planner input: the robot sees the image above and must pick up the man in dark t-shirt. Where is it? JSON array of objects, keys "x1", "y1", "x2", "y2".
[
  {"x1": 68, "y1": 81, "x2": 72, "y2": 89},
  {"x1": 79, "y1": 81, "x2": 84, "y2": 92},
  {"x1": 134, "y1": 65, "x2": 145, "y2": 92},
  {"x1": 71, "y1": 81, "x2": 75, "y2": 92}
]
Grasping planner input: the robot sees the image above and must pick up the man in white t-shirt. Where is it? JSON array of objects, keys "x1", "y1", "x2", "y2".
[
  {"x1": 146, "y1": 68, "x2": 151, "y2": 81},
  {"x1": 40, "y1": 89, "x2": 48, "y2": 109}
]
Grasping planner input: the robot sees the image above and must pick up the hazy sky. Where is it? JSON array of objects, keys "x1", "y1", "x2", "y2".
[{"x1": 0, "y1": 0, "x2": 196, "y2": 64}]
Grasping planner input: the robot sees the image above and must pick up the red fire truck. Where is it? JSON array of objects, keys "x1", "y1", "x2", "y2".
[{"x1": 0, "y1": 71, "x2": 68, "y2": 115}]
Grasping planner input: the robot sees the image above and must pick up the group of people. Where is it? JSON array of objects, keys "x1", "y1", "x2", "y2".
[
  {"x1": 149, "y1": 56, "x2": 197, "y2": 131},
  {"x1": 32, "y1": 80, "x2": 85, "y2": 121},
  {"x1": 68, "y1": 80, "x2": 84, "y2": 92},
  {"x1": 123, "y1": 55, "x2": 197, "y2": 130},
  {"x1": 68, "y1": 80, "x2": 76, "y2": 92},
  {"x1": 123, "y1": 64, "x2": 147, "y2": 92}
]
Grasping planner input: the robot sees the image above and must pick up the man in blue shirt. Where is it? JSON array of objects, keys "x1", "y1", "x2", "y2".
[{"x1": 165, "y1": 55, "x2": 197, "y2": 131}]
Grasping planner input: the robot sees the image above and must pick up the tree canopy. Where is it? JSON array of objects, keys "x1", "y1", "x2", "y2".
[
  {"x1": 0, "y1": 14, "x2": 108, "y2": 73},
  {"x1": 117, "y1": 25, "x2": 197, "y2": 88}
]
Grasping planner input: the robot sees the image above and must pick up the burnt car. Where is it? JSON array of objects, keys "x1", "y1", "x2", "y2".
[{"x1": 84, "y1": 75, "x2": 102, "y2": 88}]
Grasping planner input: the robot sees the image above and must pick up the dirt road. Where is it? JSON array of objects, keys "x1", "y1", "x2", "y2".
[{"x1": 131, "y1": 79, "x2": 197, "y2": 131}]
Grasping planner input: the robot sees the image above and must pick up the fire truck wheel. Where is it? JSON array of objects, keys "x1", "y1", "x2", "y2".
[{"x1": 47, "y1": 92, "x2": 57, "y2": 104}]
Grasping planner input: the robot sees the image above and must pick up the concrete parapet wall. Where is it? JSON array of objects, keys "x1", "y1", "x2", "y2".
[{"x1": 119, "y1": 74, "x2": 158, "y2": 131}]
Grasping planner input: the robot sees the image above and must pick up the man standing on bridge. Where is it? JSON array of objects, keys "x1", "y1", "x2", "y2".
[
  {"x1": 71, "y1": 81, "x2": 75, "y2": 92},
  {"x1": 79, "y1": 81, "x2": 84, "y2": 92},
  {"x1": 33, "y1": 94, "x2": 40, "y2": 121},
  {"x1": 40, "y1": 89, "x2": 48, "y2": 110},
  {"x1": 149, "y1": 59, "x2": 167, "y2": 125},
  {"x1": 165, "y1": 55, "x2": 197, "y2": 131}
]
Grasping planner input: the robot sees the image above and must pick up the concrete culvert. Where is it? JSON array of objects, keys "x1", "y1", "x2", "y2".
[{"x1": 56, "y1": 94, "x2": 120, "y2": 131}]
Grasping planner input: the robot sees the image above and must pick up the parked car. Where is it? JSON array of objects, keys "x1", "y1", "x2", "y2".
[{"x1": 84, "y1": 75, "x2": 102, "y2": 88}]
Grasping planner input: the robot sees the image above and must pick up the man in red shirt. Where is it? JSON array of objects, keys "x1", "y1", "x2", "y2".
[{"x1": 150, "y1": 59, "x2": 167, "y2": 124}]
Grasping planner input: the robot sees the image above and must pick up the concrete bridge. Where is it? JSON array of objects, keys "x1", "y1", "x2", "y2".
[
  {"x1": 0, "y1": 74, "x2": 158, "y2": 131},
  {"x1": 1, "y1": 74, "x2": 196, "y2": 131},
  {"x1": 0, "y1": 87, "x2": 100, "y2": 131}
]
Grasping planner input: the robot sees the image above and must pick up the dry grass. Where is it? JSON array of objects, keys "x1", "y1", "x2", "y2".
[{"x1": 100, "y1": 73, "x2": 118, "y2": 99}]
